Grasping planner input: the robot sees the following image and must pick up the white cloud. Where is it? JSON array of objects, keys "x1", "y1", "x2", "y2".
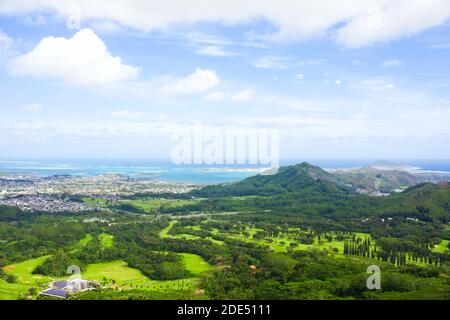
[
  {"x1": 296, "y1": 59, "x2": 324, "y2": 66},
  {"x1": 0, "y1": 29, "x2": 12, "y2": 53},
  {"x1": 382, "y1": 59, "x2": 402, "y2": 67},
  {"x1": 253, "y1": 56, "x2": 290, "y2": 69},
  {"x1": 0, "y1": 119, "x2": 176, "y2": 140},
  {"x1": 9, "y1": 28, "x2": 140, "y2": 86},
  {"x1": 2, "y1": 1, "x2": 449, "y2": 47},
  {"x1": 187, "y1": 32, "x2": 233, "y2": 46},
  {"x1": 24, "y1": 14, "x2": 46, "y2": 26},
  {"x1": 253, "y1": 57, "x2": 322, "y2": 70},
  {"x1": 196, "y1": 45, "x2": 238, "y2": 57},
  {"x1": 295, "y1": 73, "x2": 304, "y2": 80},
  {"x1": 109, "y1": 110, "x2": 146, "y2": 120},
  {"x1": 385, "y1": 83, "x2": 396, "y2": 89},
  {"x1": 335, "y1": 80, "x2": 342, "y2": 85},
  {"x1": 90, "y1": 20, "x2": 123, "y2": 34},
  {"x1": 23, "y1": 103, "x2": 43, "y2": 112},
  {"x1": 334, "y1": 1, "x2": 450, "y2": 48},
  {"x1": 231, "y1": 89, "x2": 254, "y2": 102},
  {"x1": 203, "y1": 91, "x2": 226, "y2": 101},
  {"x1": 349, "y1": 77, "x2": 397, "y2": 93},
  {"x1": 162, "y1": 68, "x2": 221, "y2": 95}
]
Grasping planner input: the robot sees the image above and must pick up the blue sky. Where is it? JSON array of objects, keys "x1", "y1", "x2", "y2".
[{"x1": 0, "y1": 1, "x2": 450, "y2": 160}]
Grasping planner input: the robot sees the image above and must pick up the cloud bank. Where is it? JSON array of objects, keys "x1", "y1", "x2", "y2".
[{"x1": 1, "y1": 1, "x2": 449, "y2": 47}]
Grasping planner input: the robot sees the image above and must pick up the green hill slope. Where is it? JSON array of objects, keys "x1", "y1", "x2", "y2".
[{"x1": 192, "y1": 162, "x2": 348, "y2": 197}]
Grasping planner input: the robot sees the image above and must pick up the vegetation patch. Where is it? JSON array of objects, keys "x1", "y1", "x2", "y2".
[
  {"x1": 79, "y1": 234, "x2": 92, "y2": 246},
  {"x1": 1, "y1": 256, "x2": 52, "y2": 300},
  {"x1": 99, "y1": 233, "x2": 114, "y2": 249}
]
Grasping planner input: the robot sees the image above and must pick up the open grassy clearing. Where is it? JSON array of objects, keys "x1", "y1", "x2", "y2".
[
  {"x1": 159, "y1": 220, "x2": 177, "y2": 238},
  {"x1": 229, "y1": 233, "x2": 345, "y2": 253},
  {"x1": 0, "y1": 279, "x2": 31, "y2": 300},
  {"x1": 79, "y1": 234, "x2": 92, "y2": 246},
  {"x1": 82, "y1": 252, "x2": 213, "y2": 292},
  {"x1": 159, "y1": 220, "x2": 224, "y2": 245},
  {"x1": 0, "y1": 256, "x2": 52, "y2": 300},
  {"x1": 220, "y1": 226, "x2": 350, "y2": 253},
  {"x1": 432, "y1": 240, "x2": 449, "y2": 253},
  {"x1": 0, "y1": 279, "x2": 22, "y2": 300},
  {"x1": 99, "y1": 233, "x2": 114, "y2": 248},
  {"x1": 164, "y1": 221, "x2": 351, "y2": 254},
  {"x1": 173, "y1": 233, "x2": 202, "y2": 240},
  {"x1": 185, "y1": 225, "x2": 202, "y2": 231},
  {"x1": 179, "y1": 253, "x2": 213, "y2": 276},
  {"x1": 1, "y1": 249, "x2": 213, "y2": 299},
  {"x1": 3, "y1": 256, "x2": 51, "y2": 284},
  {"x1": 119, "y1": 198, "x2": 201, "y2": 213},
  {"x1": 82, "y1": 197, "x2": 201, "y2": 213},
  {"x1": 82, "y1": 197, "x2": 110, "y2": 207},
  {"x1": 72, "y1": 233, "x2": 111, "y2": 252}
]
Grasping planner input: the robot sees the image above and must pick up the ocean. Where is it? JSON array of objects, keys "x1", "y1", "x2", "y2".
[{"x1": 0, "y1": 159, "x2": 449, "y2": 185}]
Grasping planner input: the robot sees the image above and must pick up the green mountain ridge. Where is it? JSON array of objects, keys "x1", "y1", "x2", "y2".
[
  {"x1": 192, "y1": 162, "x2": 348, "y2": 197},
  {"x1": 194, "y1": 160, "x2": 450, "y2": 198},
  {"x1": 188, "y1": 163, "x2": 450, "y2": 223}
]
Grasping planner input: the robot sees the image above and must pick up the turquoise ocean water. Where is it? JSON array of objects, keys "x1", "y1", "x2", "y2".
[{"x1": 0, "y1": 159, "x2": 449, "y2": 185}]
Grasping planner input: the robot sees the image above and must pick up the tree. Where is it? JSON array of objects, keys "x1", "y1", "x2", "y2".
[{"x1": 5, "y1": 274, "x2": 17, "y2": 283}]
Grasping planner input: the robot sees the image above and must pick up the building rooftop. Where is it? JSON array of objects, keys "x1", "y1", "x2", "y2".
[{"x1": 40, "y1": 288, "x2": 69, "y2": 299}]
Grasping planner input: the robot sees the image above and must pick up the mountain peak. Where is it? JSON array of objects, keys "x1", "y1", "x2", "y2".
[
  {"x1": 193, "y1": 162, "x2": 345, "y2": 197},
  {"x1": 297, "y1": 161, "x2": 314, "y2": 167},
  {"x1": 289, "y1": 162, "x2": 335, "y2": 181}
]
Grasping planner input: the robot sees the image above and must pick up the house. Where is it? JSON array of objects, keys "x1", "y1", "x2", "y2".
[{"x1": 40, "y1": 278, "x2": 98, "y2": 299}]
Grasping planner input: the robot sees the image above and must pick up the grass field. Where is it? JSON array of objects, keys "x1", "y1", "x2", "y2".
[
  {"x1": 82, "y1": 197, "x2": 110, "y2": 207},
  {"x1": 0, "y1": 256, "x2": 52, "y2": 300},
  {"x1": 174, "y1": 233, "x2": 202, "y2": 240},
  {"x1": 159, "y1": 220, "x2": 177, "y2": 238},
  {"x1": 79, "y1": 234, "x2": 92, "y2": 246},
  {"x1": 160, "y1": 220, "x2": 224, "y2": 245},
  {"x1": 119, "y1": 198, "x2": 201, "y2": 213},
  {"x1": 99, "y1": 233, "x2": 114, "y2": 248},
  {"x1": 1, "y1": 249, "x2": 213, "y2": 299},
  {"x1": 82, "y1": 260, "x2": 147, "y2": 287},
  {"x1": 179, "y1": 253, "x2": 213, "y2": 276},
  {"x1": 432, "y1": 240, "x2": 449, "y2": 253},
  {"x1": 186, "y1": 225, "x2": 202, "y2": 231},
  {"x1": 82, "y1": 197, "x2": 200, "y2": 213},
  {"x1": 226, "y1": 227, "x2": 349, "y2": 253},
  {"x1": 82, "y1": 252, "x2": 213, "y2": 293},
  {"x1": 162, "y1": 221, "x2": 352, "y2": 253}
]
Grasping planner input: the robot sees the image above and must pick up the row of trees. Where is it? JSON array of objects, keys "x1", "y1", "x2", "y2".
[{"x1": 344, "y1": 237, "x2": 449, "y2": 267}]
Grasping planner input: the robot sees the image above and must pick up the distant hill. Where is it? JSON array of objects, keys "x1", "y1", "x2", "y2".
[
  {"x1": 183, "y1": 162, "x2": 450, "y2": 223},
  {"x1": 192, "y1": 162, "x2": 348, "y2": 197},
  {"x1": 330, "y1": 160, "x2": 450, "y2": 194},
  {"x1": 375, "y1": 182, "x2": 450, "y2": 222},
  {"x1": 332, "y1": 166, "x2": 422, "y2": 194},
  {"x1": 192, "y1": 160, "x2": 450, "y2": 198}
]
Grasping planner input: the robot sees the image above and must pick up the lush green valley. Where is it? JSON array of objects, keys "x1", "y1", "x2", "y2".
[{"x1": 1, "y1": 163, "x2": 450, "y2": 300}]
